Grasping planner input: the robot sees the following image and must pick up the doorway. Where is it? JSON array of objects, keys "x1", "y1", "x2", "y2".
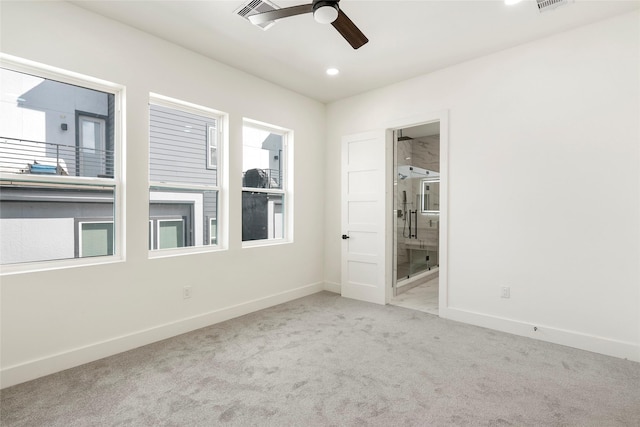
[
  {"x1": 76, "y1": 112, "x2": 108, "y2": 178},
  {"x1": 390, "y1": 122, "x2": 441, "y2": 315}
]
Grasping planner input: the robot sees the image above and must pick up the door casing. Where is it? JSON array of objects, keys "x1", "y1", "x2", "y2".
[{"x1": 340, "y1": 110, "x2": 449, "y2": 312}]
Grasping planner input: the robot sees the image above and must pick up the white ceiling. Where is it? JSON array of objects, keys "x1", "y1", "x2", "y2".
[{"x1": 71, "y1": 0, "x2": 638, "y2": 103}]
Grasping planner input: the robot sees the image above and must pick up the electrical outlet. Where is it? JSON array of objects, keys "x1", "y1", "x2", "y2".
[
  {"x1": 183, "y1": 285, "x2": 192, "y2": 299},
  {"x1": 501, "y1": 286, "x2": 510, "y2": 299}
]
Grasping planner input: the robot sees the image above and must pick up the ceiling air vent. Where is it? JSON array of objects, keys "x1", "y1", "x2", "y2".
[
  {"x1": 536, "y1": 0, "x2": 572, "y2": 13},
  {"x1": 236, "y1": 0, "x2": 280, "y2": 30}
]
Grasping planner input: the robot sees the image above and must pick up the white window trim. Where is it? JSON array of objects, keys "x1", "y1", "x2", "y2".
[
  {"x1": 148, "y1": 93, "x2": 228, "y2": 257},
  {"x1": 241, "y1": 119, "x2": 293, "y2": 248},
  {"x1": 0, "y1": 54, "x2": 125, "y2": 276},
  {"x1": 149, "y1": 220, "x2": 154, "y2": 250}
]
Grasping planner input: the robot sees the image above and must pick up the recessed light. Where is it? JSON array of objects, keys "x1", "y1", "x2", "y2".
[
  {"x1": 326, "y1": 68, "x2": 339, "y2": 76},
  {"x1": 504, "y1": 0, "x2": 523, "y2": 5}
]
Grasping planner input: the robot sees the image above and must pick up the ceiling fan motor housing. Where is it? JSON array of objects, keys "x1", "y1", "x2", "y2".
[{"x1": 313, "y1": 0, "x2": 339, "y2": 24}]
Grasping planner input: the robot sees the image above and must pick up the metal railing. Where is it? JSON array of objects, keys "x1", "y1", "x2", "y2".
[
  {"x1": 242, "y1": 168, "x2": 282, "y2": 189},
  {"x1": 0, "y1": 137, "x2": 114, "y2": 178}
]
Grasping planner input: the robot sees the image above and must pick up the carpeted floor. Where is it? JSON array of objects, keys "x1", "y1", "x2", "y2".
[{"x1": 1, "y1": 291, "x2": 639, "y2": 426}]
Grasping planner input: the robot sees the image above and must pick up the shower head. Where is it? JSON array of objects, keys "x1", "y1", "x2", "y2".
[
  {"x1": 397, "y1": 129, "x2": 413, "y2": 141},
  {"x1": 399, "y1": 173, "x2": 408, "y2": 180}
]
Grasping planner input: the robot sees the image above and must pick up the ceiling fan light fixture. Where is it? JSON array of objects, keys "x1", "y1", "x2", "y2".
[{"x1": 313, "y1": 2, "x2": 338, "y2": 24}]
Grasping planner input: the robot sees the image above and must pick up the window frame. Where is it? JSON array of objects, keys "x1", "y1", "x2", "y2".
[
  {"x1": 241, "y1": 118, "x2": 293, "y2": 247},
  {"x1": 148, "y1": 93, "x2": 227, "y2": 258},
  {"x1": 0, "y1": 54, "x2": 125, "y2": 275}
]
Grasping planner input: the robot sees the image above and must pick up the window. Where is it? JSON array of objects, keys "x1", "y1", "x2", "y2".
[
  {"x1": 149, "y1": 94, "x2": 225, "y2": 254},
  {"x1": 207, "y1": 125, "x2": 217, "y2": 170},
  {"x1": 242, "y1": 120, "x2": 290, "y2": 244},
  {"x1": 209, "y1": 217, "x2": 217, "y2": 245},
  {"x1": 158, "y1": 219, "x2": 185, "y2": 249},
  {"x1": 78, "y1": 221, "x2": 114, "y2": 257},
  {"x1": 0, "y1": 59, "x2": 122, "y2": 269}
]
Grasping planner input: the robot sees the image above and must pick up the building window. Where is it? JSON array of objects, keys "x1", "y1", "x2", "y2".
[
  {"x1": 78, "y1": 221, "x2": 114, "y2": 257},
  {"x1": 149, "y1": 94, "x2": 224, "y2": 254},
  {"x1": 209, "y1": 217, "x2": 217, "y2": 245},
  {"x1": 0, "y1": 60, "x2": 122, "y2": 269},
  {"x1": 242, "y1": 120, "x2": 290, "y2": 244},
  {"x1": 207, "y1": 125, "x2": 217, "y2": 170},
  {"x1": 157, "y1": 219, "x2": 185, "y2": 249}
]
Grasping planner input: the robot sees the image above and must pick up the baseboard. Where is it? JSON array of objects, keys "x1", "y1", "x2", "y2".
[
  {"x1": 440, "y1": 306, "x2": 640, "y2": 363},
  {"x1": 324, "y1": 281, "x2": 341, "y2": 294},
  {"x1": 1, "y1": 282, "x2": 324, "y2": 389}
]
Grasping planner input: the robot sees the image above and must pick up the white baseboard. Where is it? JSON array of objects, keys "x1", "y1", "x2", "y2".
[
  {"x1": 440, "y1": 306, "x2": 640, "y2": 363},
  {"x1": 324, "y1": 281, "x2": 341, "y2": 294},
  {"x1": 1, "y1": 282, "x2": 324, "y2": 389}
]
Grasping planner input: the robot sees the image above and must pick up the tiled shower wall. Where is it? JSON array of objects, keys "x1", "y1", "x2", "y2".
[{"x1": 396, "y1": 135, "x2": 440, "y2": 278}]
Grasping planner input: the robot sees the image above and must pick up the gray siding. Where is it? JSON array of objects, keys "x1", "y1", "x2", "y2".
[{"x1": 149, "y1": 104, "x2": 217, "y2": 186}]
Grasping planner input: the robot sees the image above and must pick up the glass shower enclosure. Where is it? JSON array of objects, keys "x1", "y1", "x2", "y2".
[{"x1": 393, "y1": 126, "x2": 440, "y2": 290}]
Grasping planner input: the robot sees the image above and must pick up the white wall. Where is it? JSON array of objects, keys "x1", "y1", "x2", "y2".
[
  {"x1": 0, "y1": 1, "x2": 325, "y2": 387},
  {"x1": 325, "y1": 11, "x2": 639, "y2": 361}
]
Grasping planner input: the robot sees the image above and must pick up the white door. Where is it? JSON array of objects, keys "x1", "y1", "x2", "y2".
[
  {"x1": 78, "y1": 115, "x2": 106, "y2": 177},
  {"x1": 341, "y1": 131, "x2": 388, "y2": 305}
]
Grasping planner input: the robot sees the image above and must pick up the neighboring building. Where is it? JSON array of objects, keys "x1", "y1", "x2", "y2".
[
  {"x1": 1, "y1": 68, "x2": 284, "y2": 263},
  {"x1": 0, "y1": 68, "x2": 117, "y2": 264},
  {"x1": 0, "y1": 69, "x2": 225, "y2": 263}
]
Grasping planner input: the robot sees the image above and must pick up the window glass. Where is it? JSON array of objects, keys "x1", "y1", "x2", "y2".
[
  {"x1": 0, "y1": 66, "x2": 120, "y2": 267},
  {"x1": 242, "y1": 121, "x2": 289, "y2": 243},
  {"x1": 149, "y1": 97, "x2": 223, "y2": 253},
  {"x1": 0, "y1": 68, "x2": 115, "y2": 179},
  {"x1": 242, "y1": 127, "x2": 282, "y2": 189},
  {"x1": 158, "y1": 220, "x2": 185, "y2": 249}
]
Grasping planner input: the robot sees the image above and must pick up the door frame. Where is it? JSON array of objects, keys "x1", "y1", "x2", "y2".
[{"x1": 385, "y1": 111, "x2": 449, "y2": 314}]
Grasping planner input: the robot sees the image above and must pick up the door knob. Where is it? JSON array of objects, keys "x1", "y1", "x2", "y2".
[{"x1": 342, "y1": 234, "x2": 350, "y2": 240}]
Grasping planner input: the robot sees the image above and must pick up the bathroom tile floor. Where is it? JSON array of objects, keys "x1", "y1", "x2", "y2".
[{"x1": 390, "y1": 277, "x2": 439, "y2": 315}]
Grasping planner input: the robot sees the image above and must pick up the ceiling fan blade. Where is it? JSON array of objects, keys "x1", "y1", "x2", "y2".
[
  {"x1": 332, "y1": 9, "x2": 368, "y2": 49},
  {"x1": 248, "y1": 4, "x2": 314, "y2": 25}
]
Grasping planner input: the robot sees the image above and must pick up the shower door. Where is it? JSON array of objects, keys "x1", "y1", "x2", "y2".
[{"x1": 393, "y1": 128, "x2": 440, "y2": 286}]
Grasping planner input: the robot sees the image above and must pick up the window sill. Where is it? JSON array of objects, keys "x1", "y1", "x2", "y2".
[
  {"x1": 241, "y1": 238, "x2": 292, "y2": 249},
  {"x1": 0, "y1": 255, "x2": 125, "y2": 276},
  {"x1": 148, "y1": 245, "x2": 227, "y2": 260}
]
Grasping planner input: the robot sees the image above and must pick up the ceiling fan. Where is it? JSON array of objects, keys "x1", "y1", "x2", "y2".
[{"x1": 248, "y1": 0, "x2": 369, "y2": 49}]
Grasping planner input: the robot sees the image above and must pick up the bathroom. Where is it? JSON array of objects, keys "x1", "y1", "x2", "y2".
[{"x1": 391, "y1": 122, "x2": 440, "y2": 314}]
